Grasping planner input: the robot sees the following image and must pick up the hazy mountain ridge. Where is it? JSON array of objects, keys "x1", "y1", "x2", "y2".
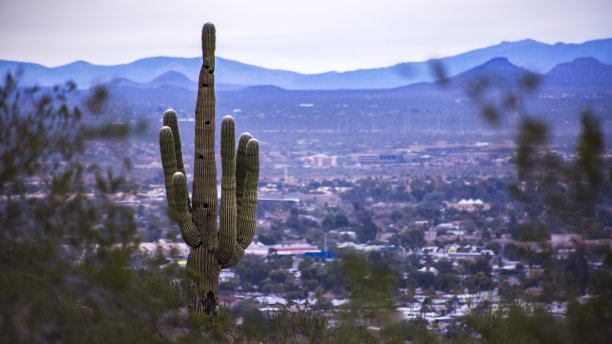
[
  {"x1": 100, "y1": 57, "x2": 611, "y2": 145},
  {"x1": 106, "y1": 57, "x2": 612, "y2": 94},
  {"x1": 2, "y1": 38, "x2": 611, "y2": 90},
  {"x1": 546, "y1": 57, "x2": 612, "y2": 87},
  {"x1": 448, "y1": 57, "x2": 532, "y2": 85}
]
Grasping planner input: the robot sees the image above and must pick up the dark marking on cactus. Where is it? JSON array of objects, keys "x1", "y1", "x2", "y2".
[
  {"x1": 198, "y1": 154, "x2": 204, "y2": 159},
  {"x1": 205, "y1": 121, "x2": 210, "y2": 125},
  {"x1": 203, "y1": 292, "x2": 217, "y2": 315}
]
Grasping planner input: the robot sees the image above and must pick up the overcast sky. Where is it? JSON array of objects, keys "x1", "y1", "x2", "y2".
[{"x1": 1, "y1": 0, "x2": 610, "y2": 73}]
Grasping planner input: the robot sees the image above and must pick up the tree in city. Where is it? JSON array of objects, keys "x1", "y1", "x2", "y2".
[{"x1": 0, "y1": 72, "x2": 190, "y2": 342}]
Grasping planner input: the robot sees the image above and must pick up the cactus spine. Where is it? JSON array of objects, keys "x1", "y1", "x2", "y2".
[{"x1": 159, "y1": 23, "x2": 259, "y2": 319}]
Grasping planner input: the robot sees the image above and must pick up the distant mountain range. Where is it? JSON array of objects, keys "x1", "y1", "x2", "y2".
[
  {"x1": 101, "y1": 56, "x2": 612, "y2": 139},
  {"x1": 389, "y1": 56, "x2": 612, "y2": 96},
  {"x1": 1, "y1": 38, "x2": 611, "y2": 90}
]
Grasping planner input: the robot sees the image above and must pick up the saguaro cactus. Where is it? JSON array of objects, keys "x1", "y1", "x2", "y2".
[{"x1": 159, "y1": 23, "x2": 259, "y2": 318}]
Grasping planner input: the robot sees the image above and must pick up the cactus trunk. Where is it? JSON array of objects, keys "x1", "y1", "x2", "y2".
[{"x1": 159, "y1": 23, "x2": 259, "y2": 322}]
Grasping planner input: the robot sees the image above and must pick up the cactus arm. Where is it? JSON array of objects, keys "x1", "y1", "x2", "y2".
[
  {"x1": 220, "y1": 246, "x2": 245, "y2": 269},
  {"x1": 216, "y1": 116, "x2": 237, "y2": 264},
  {"x1": 159, "y1": 126, "x2": 179, "y2": 219},
  {"x1": 160, "y1": 124, "x2": 200, "y2": 247},
  {"x1": 236, "y1": 138, "x2": 259, "y2": 249},
  {"x1": 221, "y1": 138, "x2": 259, "y2": 268},
  {"x1": 235, "y1": 133, "x2": 252, "y2": 208},
  {"x1": 163, "y1": 109, "x2": 186, "y2": 176},
  {"x1": 172, "y1": 172, "x2": 201, "y2": 247},
  {"x1": 163, "y1": 109, "x2": 191, "y2": 213}
]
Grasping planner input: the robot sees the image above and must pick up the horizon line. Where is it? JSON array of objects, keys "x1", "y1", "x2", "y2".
[{"x1": 1, "y1": 36, "x2": 610, "y2": 75}]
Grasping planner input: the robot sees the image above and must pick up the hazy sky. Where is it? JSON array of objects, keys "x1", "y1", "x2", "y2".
[{"x1": 1, "y1": 0, "x2": 610, "y2": 73}]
